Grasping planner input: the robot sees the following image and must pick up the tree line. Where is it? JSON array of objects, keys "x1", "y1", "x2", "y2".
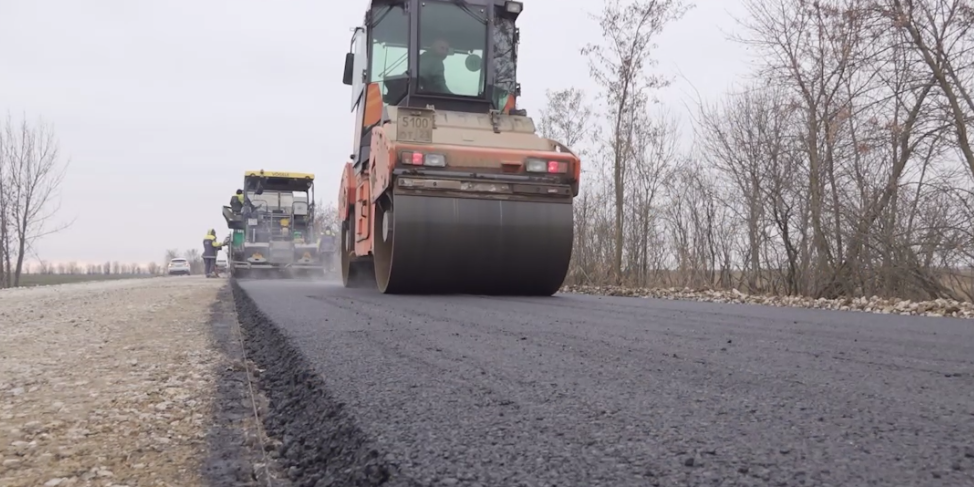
[
  {"x1": 26, "y1": 260, "x2": 162, "y2": 275},
  {"x1": 547, "y1": 0, "x2": 974, "y2": 301}
]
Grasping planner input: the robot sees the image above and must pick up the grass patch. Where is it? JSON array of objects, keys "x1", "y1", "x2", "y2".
[{"x1": 14, "y1": 273, "x2": 155, "y2": 288}]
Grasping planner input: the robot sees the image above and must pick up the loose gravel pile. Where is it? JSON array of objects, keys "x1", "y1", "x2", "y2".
[
  {"x1": 0, "y1": 277, "x2": 225, "y2": 487},
  {"x1": 562, "y1": 284, "x2": 974, "y2": 318}
]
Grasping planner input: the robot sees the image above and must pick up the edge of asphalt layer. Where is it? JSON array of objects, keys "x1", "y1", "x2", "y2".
[
  {"x1": 229, "y1": 279, "x2": 421, "y2": 487},
  {"x1": 204, "y1": 282, "x2": 287, "y2": 486}
]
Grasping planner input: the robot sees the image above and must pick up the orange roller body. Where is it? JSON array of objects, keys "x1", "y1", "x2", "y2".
[{"x1": 337, "y1": 0, "x2": 580, "y2": 295}]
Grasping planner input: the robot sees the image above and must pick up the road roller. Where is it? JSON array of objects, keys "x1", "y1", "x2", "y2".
[{"x1": 338, "y1": 0, "x2": 581, "y2": 295}]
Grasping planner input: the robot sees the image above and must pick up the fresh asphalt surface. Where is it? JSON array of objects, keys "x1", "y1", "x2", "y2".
[{"x1": 237, "y1": 279, "x2": 974, "y2": 486}]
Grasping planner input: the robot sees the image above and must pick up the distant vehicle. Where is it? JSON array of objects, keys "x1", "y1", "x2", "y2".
[
  {"x1": 167, "y1": 258, "x2": 191, "y2": 276},
  {"x1": 216, "y1": 258, "x2": 228, "y2": 270}
]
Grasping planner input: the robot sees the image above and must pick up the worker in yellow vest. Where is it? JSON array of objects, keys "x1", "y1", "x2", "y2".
[
  {"x1": 203, "y1": 229, "x2": 225, "y2": 277},
  {"x1": 229, "y1": 190, "x2": 244, "y2": 214}
]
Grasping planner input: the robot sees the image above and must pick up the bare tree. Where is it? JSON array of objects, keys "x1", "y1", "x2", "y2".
[
  {"x1": 880, "y1": 0, "x2": 974, "y2": 176},
  {"x1": 582, "y1": 0, "x2": 692, "y2": 283},
  {"x1": 538, "y1": 88, "x2": 600, "y2": 283},
  {"x1": 164, "y1": 248, "x2": 180, "y2": 263},
  {"x1": 626, "y1": 110, "x2": 679, "y2": 285},
  {"x1": 696, "y1": 83, "x2": 804, "y2": 292},
  {"x1": 0, "y1": 121, "x2": 10, "y2": 288},
  {"x1": 0, "y1": 114, "x2": 71, "y2": 287},
  {"x1": 314, "y1": 200, "x2": 339, "y2": 235},
  {"x1": 538, "y1": 87, "x2": 594, "y2": 151},
  {"x1": 183, "y1": 249, "x2": 202, "y2": 274}
]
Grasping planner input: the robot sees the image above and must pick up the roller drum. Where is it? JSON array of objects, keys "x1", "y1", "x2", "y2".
[{"x1": 373, "y1": 192, "x2": 573, "y2": 295}]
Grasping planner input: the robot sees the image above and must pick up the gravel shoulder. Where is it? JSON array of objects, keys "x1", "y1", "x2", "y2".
[
  {"x1": 562, "y1": 284, "x2": 974, "y2": 318},
  {"x1": 0, "y1": 276, "x2": 271, "y2": 487}
]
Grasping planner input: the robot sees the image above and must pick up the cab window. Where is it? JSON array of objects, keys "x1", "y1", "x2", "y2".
[
  {"x1": 417, "y1": 2, "x2": 487, "y2": 97},
  {"x1": 369, "y1": 5, "x2": 409, "y2": 101}
]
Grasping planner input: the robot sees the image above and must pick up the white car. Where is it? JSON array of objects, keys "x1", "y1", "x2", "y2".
[
  {"x1": 216, "y1": 258, "x2": 228, "y2": 271},
  {"x1": 167, "y1": 258, "x2": 191, "y2": 276}
]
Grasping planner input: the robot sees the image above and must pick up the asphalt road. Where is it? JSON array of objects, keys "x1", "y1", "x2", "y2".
[{"x1": 238, "y1": 279, "x2": 974, "y2": 486}]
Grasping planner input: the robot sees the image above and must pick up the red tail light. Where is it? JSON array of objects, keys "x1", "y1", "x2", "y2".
[
  {"x1": 525, "y1": 157, "x2": 569, "y2": 174},
  {"x1": 400, "y1": 151, "x2": 446, "y2": 167},
  {"x1": 547, "y1": 160, "x2": 568, "y2": 173}
]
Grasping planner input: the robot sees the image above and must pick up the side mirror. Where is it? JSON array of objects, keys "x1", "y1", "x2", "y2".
[
  {"x1": 465, "y1": 54, "x2": 482, "y2": 72},
  {"x1": 343, "y1": 52, "x2": 355, "y2": 85}
]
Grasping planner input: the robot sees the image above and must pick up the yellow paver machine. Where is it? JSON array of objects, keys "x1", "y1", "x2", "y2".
[{"x1": 223, "y1": 170, "x2": 326, "y2": 278}]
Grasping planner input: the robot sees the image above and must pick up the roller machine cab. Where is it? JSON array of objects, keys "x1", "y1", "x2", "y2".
[
  {"x1": 339, "y1": 0, "x2": 581, "y2": 295},
  {"x1": 223, "y1": 170, "x2": 323, "y2": 278}
]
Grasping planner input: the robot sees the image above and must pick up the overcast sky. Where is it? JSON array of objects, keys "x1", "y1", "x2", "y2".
[{"x1": 0, "y1": 0, "x2": 751, "y2": 265}]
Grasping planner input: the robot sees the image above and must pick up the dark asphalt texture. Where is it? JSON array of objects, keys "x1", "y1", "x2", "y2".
[{"x1": 235, "y1": 279, "x2": 974, "y2": 486}]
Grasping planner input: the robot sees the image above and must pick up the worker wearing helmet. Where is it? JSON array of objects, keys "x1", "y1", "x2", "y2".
[
  {"x1": 317, "y1": 226, "x2": 337, "y2": 274},
  {"x1": 319, "y1": 226, "x2": 336, "y2": 248},
  {"x1": 229, "y1": 189, "x2": 244, "y2": 214},
  {"x1": 203, "y1": 229, "x2": 224, "y2": 277}
]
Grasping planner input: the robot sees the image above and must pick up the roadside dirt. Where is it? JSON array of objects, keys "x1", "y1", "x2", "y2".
[{"x1": 0, "y1": 276, "x2": 272, "y2": 487}]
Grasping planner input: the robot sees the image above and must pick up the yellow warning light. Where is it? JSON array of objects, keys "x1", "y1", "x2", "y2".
[
  {"x1": 302, "y1": 252, "x2": 311, "y2": 259},
  {"x1": 252, "y1": 252, "x2": 263, "y2": 259}
]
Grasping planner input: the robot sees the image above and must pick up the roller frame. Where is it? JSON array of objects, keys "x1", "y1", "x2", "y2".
[{"x1": 336, "y1": 0, "x2": 581, "y2": 295}]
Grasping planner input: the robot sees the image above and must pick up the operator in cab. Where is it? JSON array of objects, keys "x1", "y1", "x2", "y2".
[
  {"x1": 229, "y1": 189, "x2": 244, "y2": 214},
  {"x1": 418, "y1": 38, "x2": 452, "y2": 94},
  {"x1": 202, "y1": 229, "x2": 225, "y2": 278}
]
